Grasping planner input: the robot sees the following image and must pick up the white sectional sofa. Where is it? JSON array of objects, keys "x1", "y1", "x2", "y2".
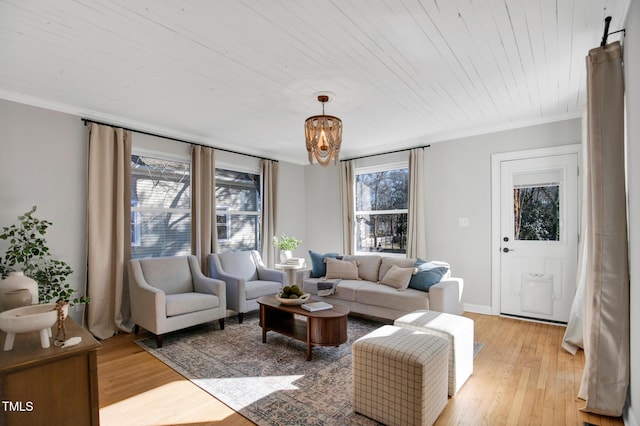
[{"x1": 301, "y1": 253, "x2": 464, "y2": 320}]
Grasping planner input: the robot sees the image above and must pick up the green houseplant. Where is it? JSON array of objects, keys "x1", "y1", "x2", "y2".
[
  {"x1": 0, "y1": 206, "x2": 90, "y2": 306},
  {"x1": 272, "y1": 233, "x2": 301, "y2": 251},
  {"x1": 272, "y1": 233, "x2": 302, "y2": 264}
]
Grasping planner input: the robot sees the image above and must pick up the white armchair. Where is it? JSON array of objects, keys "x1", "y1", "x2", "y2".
[
  {"x1": 128, "y1": 255, "x2": 226, "y2": 347},
  {"x1": 207, "y1": 250, "x2": 284, "y2": 323}
]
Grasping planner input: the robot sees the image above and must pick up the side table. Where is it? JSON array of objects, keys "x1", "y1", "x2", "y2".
[
  {"x1": 0, "y1": 317, "x2": 101, "y2": 425},
  {"x1": 274, "y1": 263, "x2": 306, "y2": 286}
]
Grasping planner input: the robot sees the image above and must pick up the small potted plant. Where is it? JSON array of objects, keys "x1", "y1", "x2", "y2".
[
  {"x1": 0, "y1": 206, "x2": 90, "y2": 307},
  {"x1": 272, "y1": 233, "x2": 301, "y2": 263}
]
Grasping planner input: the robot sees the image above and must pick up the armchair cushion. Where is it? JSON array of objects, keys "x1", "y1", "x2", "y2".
[
  {"x1": 166, "y1": 293, "x2": 220, "y2": 317},
  {"x1": 137, "y1": 256, "x2": 193, "y2": 294},
  {"x1": 246, "y1": 280, "x2": 282, "y2": 299},
  {"x1": 217, "y1": 251, "x2": 259, "y2": 282}
]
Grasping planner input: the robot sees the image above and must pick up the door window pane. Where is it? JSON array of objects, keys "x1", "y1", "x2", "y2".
[{"x1": 513, "y1": 185, "x2": 559, "y2": 241}]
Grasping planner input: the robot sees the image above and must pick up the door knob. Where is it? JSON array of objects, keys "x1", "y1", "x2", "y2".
[{"x1": 503, "y1": 247, "x2": 514, "y2": 253}]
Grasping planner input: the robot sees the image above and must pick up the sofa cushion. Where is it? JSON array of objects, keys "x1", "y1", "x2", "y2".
[
  {"x1": 409, "y1": 259, "x2": 450, "y2": 292},
  {"x1": 356, "y1": 283, "x2": 430, "y2": 312},
  {"x1": 165, "y1": 292, "x2": 219, "y2": 317},
  {"x1": 380, "y1": 265, "x2": 415, "y2": 290},
  {"x1": 308, "y1": 251, "x2": 340, "y2": 278},
  {"x1": 331, "y1": 279, "x2": 366, "y2": 302},
  {"x1": 378, "y1": 257, "x2": 416, "y2": 282},
  {"x1": 325, "y1": 257, "x2": 360, "y2": 280},
  {"x1": 343, "y1": 255, "x2": 382, "y2": 282}
]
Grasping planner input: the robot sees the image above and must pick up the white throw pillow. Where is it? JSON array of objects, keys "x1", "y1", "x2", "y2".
[
  {"x1": 324, "y1": 257, "x2": 360, "y2": 280},
  {"x1": 380, "y1": 264, "x2": 415, "y2": 291}
]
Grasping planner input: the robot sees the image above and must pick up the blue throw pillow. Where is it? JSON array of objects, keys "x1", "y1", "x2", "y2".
[
  {"x1": 309, "y1": 251, "x2": 340, "y2": 278},
  {"x1": 408, "y1": 259, "x2": 449, "y2": 292}
]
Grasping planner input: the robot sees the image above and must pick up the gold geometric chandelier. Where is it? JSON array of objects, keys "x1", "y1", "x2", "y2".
[{"x1": 304, "y1": 94, "x2": 342, "y2": 166}]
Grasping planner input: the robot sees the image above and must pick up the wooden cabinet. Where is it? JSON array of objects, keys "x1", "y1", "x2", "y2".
[{"x1": 0, "y1": 317, "x2": 101, "y2": 425}]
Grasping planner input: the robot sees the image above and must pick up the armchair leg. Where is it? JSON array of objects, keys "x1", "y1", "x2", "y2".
[
  {"x1": 238, "y1": 312, "x2": 244, "y2": 324},
  {"x1": 218, "y1": 318, "x2": 225, "y2": 330},
  {"x1": 133, "y1": 324, "x2": 139, "y2": 334},
  {"x1": 156, "y1": 334, "x2": 164, "y2": 348}
]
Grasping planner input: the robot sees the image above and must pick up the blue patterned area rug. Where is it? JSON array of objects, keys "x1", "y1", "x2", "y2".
[{"x1": 136, "y1": 313, "x2": 483, "y2": 426}]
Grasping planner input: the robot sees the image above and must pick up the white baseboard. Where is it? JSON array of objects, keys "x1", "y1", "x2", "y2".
[{"x1": 463, "y1": 303, "x2": 492, "y2": 315}]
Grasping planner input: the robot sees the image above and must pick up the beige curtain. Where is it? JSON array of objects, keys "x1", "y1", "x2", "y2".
[
  {"x1": 578, "y1": 41, "x2": 629, "y2": 416},
  {"x1": 562, "y1": 114, "x2": 589, "y2": 355},
  {"x1": 191, "y1": 145, "x2": 216, "y2": 273},
  {"x1": 407, "y1": 148, "x2": 427, "y2": 259},
  {"x1": 260, "y1": 159, "x2": 278, "y2": 267},
  {"x1": 340, "y1": 160, "x2": 355, "y2": 254},
  {"x1": 86, "y1": 123, "x2": 132, "y2": 339}
]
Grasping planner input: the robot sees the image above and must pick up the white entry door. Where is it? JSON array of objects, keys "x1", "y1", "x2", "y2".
[{"x1": 498, "y1": 153, "x2": 579, "y2": 323}]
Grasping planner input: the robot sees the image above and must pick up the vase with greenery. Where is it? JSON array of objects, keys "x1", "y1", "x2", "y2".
[
  {"x1": 0, "y1": 206, "x2": 90, "y2": 306},
  {"x1": 272, "y1": 233, "x2": 301, "y2": 263}
]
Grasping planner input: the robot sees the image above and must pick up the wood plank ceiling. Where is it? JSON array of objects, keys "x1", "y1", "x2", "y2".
[{"x1": 0, "y1": 0, "x2": 630, "y2": 164}]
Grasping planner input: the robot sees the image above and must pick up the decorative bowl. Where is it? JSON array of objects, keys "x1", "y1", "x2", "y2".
[
  {"x1": 0, "y1": 303, "x2": 61, "y2": 334},
  {"x1": 275, "y1": 292, "x2": 311, "y2": 305}
]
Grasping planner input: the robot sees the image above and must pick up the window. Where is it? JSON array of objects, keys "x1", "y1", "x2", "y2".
[
  {"x1": 130, "y1": 155, "x2": 191, "y2": 258},
  {"x1": 355, "y1": 163, "x2": 408, "y2": 254},
  {"x1": 513, "y1": 184, "x2": 560, "y2": 241},
  {"x1": 215, "y1": 168, "x2": 261, "y2": 252},
  {"x1": 216, "y1": 206, "x2": 230, "y2": 241}
]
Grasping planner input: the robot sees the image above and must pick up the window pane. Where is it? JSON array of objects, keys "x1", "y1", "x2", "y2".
[
  {"x1": 215, "y1": 168, "x2": 261, "y2": 252},
  {"x1": 131, "y1": 155, "x2": 191, "y2": 258},
  {"x1": 355, "y1": 166, "x2": 408, "y2": 254},
  {"x1": 356, "y1": 169, "x2": 408, "y2": 211},
  {"x1": 216, "y1": 213, "x2": 229, "y2": 241},
  {"x1": 216, "y1": 169, "x2": 260, "y2": 211},
  {"x1": 514, "y1": 185, "x2": 560, "y2": 241},
  {"x1": 216, "y1": 214, "x2": 259, "y2": 253},
  {"x1": 355, "y1": 213, "x2": 407, "y2": 253},
  {"x1": 131, "y1": 212, "x2": 191, "y2": 258}
]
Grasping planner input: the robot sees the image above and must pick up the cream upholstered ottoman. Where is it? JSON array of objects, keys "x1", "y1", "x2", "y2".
[
  {"x1": 352, "y1": 325, "x2": 448, "y2": 426},
  {"x1": 394, "y1": 310, "x2": 474, "y2": 396}
]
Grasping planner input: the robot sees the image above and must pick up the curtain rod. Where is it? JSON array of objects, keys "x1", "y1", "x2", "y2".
[
  {"x1": 81, "y1": 118, "x2": 278, "y2": 162},
  {"x1": 601, "y1": 16, "x2": 625, "y2": 47},
  {"x1": 341, "y1": 144, "x2": 431, "y2": 162}
]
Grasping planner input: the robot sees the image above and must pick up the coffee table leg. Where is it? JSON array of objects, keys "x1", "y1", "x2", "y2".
[
  {"x1": 260, "y1": 305, "x2": 267, "y2": 343},
  {"x1": 306, "y1": 318, "x2": 312, "y2": 361}
]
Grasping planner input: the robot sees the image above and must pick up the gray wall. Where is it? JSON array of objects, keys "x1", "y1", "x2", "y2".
[
  {"x1": 424, "y1": 120, "x2": 581, "y2": 311},
  {"x1": 303, "y1": 118, "x2": 582, "y2": 312},
  {"x1": 0, "y1": 100, "x2": 88, "y2": 322},
  {"x1": 0, "y1": 99, "x2": 308, "y2": 322}
]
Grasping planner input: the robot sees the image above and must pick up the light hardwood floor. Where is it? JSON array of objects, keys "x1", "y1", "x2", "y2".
[{"x1": 97, "y1": 312, "x2": 624, "y2": 426}]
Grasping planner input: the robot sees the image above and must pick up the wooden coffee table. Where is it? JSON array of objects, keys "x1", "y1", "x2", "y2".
[{"x1": 257, "y1": 295, "x2": 350, "y2": 361}]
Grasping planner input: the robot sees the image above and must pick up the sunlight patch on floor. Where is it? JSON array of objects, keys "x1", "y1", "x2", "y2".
[
  {"x1": 192, "y1": 375, "x2": 305, "y2": 409},
  {"x1": 100, "y1": 380, "x2": 236, "y2": 426}
]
